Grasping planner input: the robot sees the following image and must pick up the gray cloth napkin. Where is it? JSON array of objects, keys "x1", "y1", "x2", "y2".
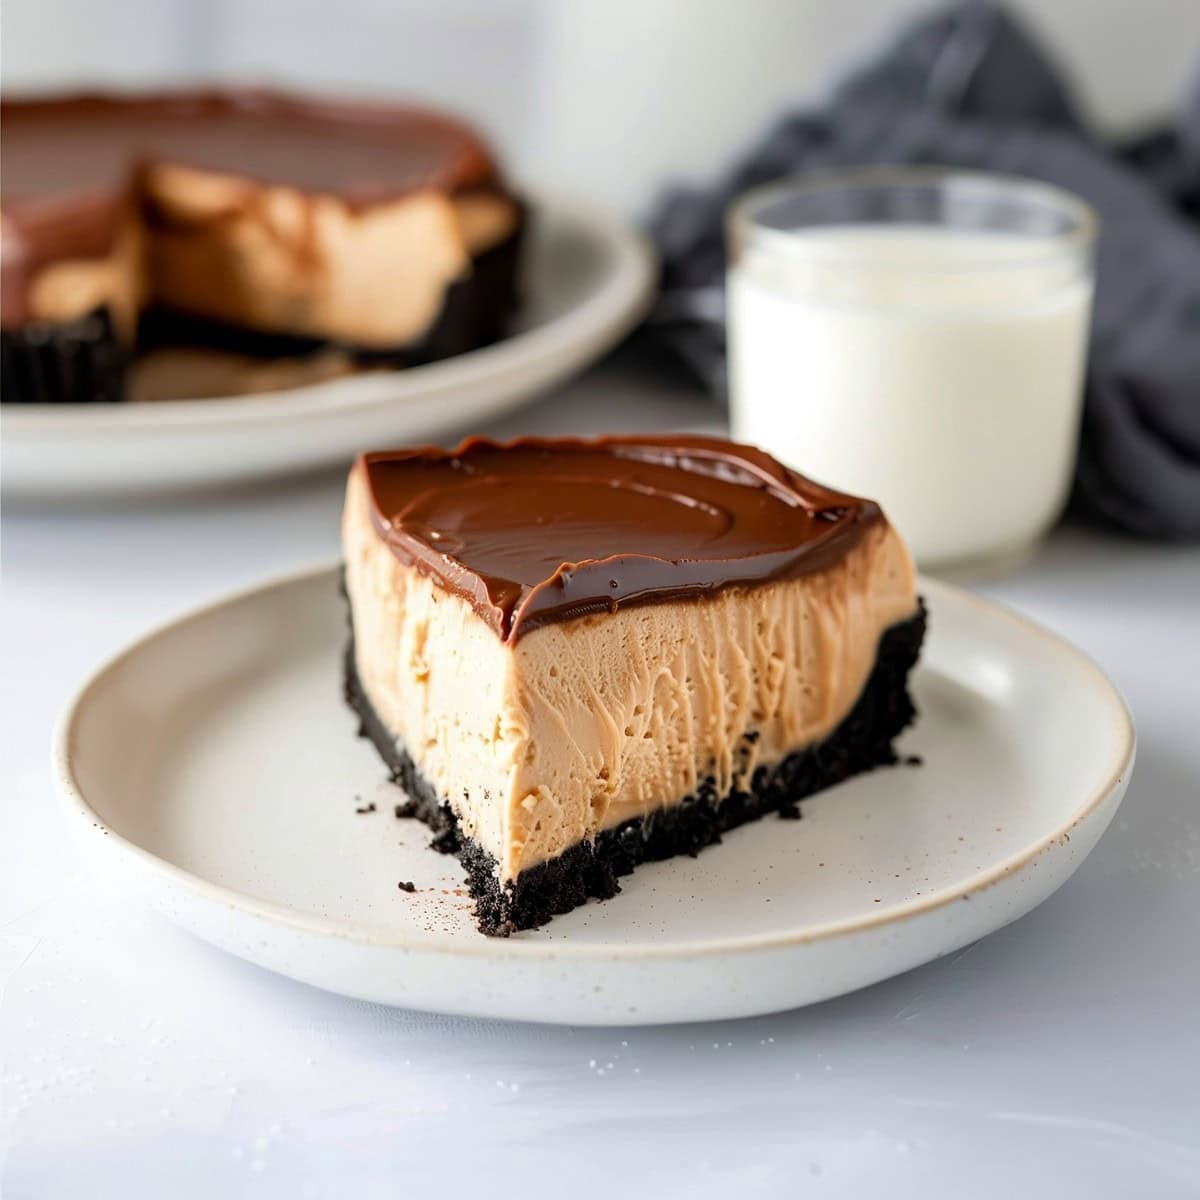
[{"x1": 649, "y1": 1, "x2": 1200, "y2": 538}]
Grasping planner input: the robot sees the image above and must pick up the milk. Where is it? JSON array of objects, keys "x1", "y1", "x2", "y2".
[{"x1": 729, "y1": 226, "x2": 1093, "y2": 568}]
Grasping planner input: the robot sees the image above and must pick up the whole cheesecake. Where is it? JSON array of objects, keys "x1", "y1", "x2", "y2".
[
  {"x1": 342, "y1": 435, "x2": 926, "y2": 935},
  {"x1": 0, "y1": 90, "x2": 524, "y2": 404}
]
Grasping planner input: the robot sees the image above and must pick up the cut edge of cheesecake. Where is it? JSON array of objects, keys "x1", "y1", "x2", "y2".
[{"x1": 341, "y1": 436, "x2": 926, "y2": 936}]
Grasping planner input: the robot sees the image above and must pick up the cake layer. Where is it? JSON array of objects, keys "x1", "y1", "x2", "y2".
[
  {"x1": 343, "y1": 445, "x2": 919, "y2": 883},
  {"x1": 19, "y1": 208, "x2": 145, "y2": 343},
  {"x1": 0, "y1": 186, "x2": 141, "y2": 335},
  {"x1": 143, "y1": 170, "x2": 518, "y2": 349},
  {"x1": 1, "y1": 89, "x2": 522, "y2": 351},
  {"x1": 346, "y1": 601, "x2": 926, "y2": 935}
]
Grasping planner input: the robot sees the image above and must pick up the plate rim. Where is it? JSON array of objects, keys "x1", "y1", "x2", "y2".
[
  {"x1": 54, "y1": 563, "x2": 1136, "y2": 963},
  {"x1": 5, "y1": 194, "x2": 655, "y2": 433}
]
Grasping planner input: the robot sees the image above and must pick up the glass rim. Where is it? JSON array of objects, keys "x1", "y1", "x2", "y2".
[{"x1": 727, "y1": 165, "x2": 1099, "y2": 270}]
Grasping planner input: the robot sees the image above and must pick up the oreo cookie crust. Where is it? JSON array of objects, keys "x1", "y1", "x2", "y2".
[{"x1": 0, "y1": 308, "x2": 126, "y2": 405}]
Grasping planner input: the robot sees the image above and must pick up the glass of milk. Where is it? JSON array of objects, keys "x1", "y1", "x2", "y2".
[{"x1": 727, "y1": 168, "x2": 1097, "y2": 570}]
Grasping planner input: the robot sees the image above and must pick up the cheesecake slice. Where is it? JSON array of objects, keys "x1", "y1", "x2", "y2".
[{"x1": 342, "y1": 435, "x2": 925, "y2": 935}]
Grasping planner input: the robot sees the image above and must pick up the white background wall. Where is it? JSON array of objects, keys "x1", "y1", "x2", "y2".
[{"x1": 3, "y1": 0, "x2": 1197, "y2": 215}]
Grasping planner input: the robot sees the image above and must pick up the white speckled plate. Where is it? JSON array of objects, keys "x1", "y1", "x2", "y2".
[
  {"x1": 3, "y1": 197, "x2": 654, "y2": 498},
  {"x1": 55, "y1": 566, "x2": 1134, "y2": 1025}
]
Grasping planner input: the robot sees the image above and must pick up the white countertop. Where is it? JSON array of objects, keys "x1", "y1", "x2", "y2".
[{"x1": 3, "y1": 359, "x2": 1199, "y2": 1199}]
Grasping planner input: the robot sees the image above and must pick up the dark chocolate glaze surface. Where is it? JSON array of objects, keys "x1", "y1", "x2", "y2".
[
  {"x1": 360, "y1": 436, "x2": 884, "y2": 642},
  {"x1": 1, "y1": 89, "x2": 502, "y2": 324},
  {"x1": 2, "y1": 89, "x2": 497, "y2": 206}
]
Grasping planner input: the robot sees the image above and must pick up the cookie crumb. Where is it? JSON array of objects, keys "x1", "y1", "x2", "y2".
[
  {"x1": 397, "y1": 881, "x2": 417, "y2": 893},
  {"x1": 355, "y1": 801, "x2": 377, "y2": 814}
]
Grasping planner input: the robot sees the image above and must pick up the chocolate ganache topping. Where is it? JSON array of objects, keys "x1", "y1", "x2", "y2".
[{"x1": 361, "y1": 435, "x2": 884, "y2": 642}]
